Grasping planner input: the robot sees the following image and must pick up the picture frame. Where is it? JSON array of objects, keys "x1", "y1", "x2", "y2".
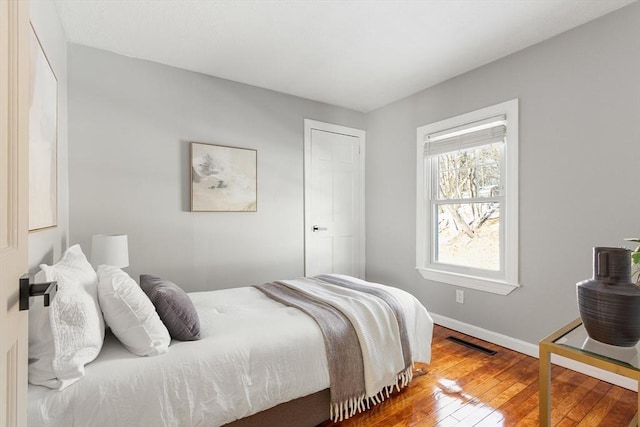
[
  {"x1": 190, "y1": 142, "x2": 257, "y2": 212},
  {"x1": 28, "y1": 24, "x2": 58, "y2": 231}
]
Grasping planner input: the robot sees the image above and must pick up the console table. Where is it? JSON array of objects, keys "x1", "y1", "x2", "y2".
[{"x1": 539, "y1": 318, "x2": 640, "y2": 427}]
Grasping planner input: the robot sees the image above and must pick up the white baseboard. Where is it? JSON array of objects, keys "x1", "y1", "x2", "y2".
[{"x1": 430, "y1": 313, "x2": 638, "y2": 391}]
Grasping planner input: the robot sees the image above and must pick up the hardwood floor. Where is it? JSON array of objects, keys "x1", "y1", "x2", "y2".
[{"x1": 319, "y1": 325, "x2": 637, "y2": 426}]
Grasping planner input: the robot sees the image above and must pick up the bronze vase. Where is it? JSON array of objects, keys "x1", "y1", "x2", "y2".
[{"x1": 576, "y1": 247, "x2": 640, "y2": 347}]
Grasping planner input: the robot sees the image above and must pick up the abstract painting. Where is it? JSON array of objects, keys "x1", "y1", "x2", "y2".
[
  {"x1": 28, "y1": 25, "x2": 58, "y2": 231},
  {"x1": 191, "y1": 142, "x2": 257, "y2": 212}
]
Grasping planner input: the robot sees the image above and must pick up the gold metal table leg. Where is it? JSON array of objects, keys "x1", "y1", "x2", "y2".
[{"x1": 539, "y1": 343, "x2": 551, "y2": 427}]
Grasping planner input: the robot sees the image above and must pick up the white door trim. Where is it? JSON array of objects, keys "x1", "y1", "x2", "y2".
[{"x1": 303, "y1": 119, "x2": 366, "y2": 278}]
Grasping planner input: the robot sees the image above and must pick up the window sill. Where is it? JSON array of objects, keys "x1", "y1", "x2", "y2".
[{"x1": 416, "y1": 267, "x2": 520, "y2": 295}]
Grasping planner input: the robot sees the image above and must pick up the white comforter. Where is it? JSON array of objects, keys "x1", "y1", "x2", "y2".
[{"x1": 28, "y1": 280, "x2": 433, "y2": 427}]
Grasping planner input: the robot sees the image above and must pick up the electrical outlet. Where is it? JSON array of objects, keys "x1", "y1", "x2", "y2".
[{"x1": 456, "y1": 290, "x2": 464, "y2": 304}]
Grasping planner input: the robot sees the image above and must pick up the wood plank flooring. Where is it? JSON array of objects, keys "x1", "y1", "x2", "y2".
[{"x1": 319, "y1": 325, "x2": 637, "y2": 426}]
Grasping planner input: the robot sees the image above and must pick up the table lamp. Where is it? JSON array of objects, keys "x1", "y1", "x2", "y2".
[{"x1": 91, "y1": 234, "x2": 129, "y2": 268}]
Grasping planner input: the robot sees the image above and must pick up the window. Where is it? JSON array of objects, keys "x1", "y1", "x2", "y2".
[{"x1": 416, "y1": 99, "x2": 519, "y2": 295}]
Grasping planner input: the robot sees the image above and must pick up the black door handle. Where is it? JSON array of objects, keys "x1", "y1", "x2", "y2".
[{"x1": 19, "y1": 274, "x2": 57, "y2": 311}]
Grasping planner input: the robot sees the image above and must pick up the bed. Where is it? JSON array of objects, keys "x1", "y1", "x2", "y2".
[{"x1": 27, "y1": 248, "x2": 433, "y2": 427}]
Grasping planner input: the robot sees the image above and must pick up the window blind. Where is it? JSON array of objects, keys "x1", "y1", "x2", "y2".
[{"x1": 425, "y1": 115, "x2": 506, "y2": 156}]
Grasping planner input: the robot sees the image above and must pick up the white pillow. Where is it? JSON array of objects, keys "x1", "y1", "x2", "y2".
[
  {"x1": 97, "y1": 266, "x2": 170, "y2": 356},
  {"x1": 28, "y1": 245, "x2": 105, "y2": 390}
]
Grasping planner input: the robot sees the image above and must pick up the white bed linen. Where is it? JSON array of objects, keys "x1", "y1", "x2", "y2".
[{"x1": 28, "y1": 282, "x2": 433, "y2": 427}]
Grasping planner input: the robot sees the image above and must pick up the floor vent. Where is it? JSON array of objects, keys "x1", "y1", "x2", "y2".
[{"x1": 447, "y1": 336, "x2": 497, "y2": 356}]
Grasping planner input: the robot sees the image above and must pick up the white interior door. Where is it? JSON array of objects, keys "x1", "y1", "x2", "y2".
[
  {"x1": 304, "y1": 120, "x2": 365, "y2": 278},
  {"x1": 0, "y1": 1, "x2": 30, "y2": 426}
]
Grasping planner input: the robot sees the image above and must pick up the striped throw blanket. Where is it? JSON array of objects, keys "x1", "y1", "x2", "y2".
[{"x1": 254, "y1": 275, "x2": 413, "y2": 422}]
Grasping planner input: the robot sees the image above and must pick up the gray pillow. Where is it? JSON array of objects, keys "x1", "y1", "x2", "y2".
[{"x1": 139, "y1": 274, "x2": 201, "y2": 341}]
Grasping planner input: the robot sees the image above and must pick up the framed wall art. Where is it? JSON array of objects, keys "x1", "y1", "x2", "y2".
[
  {"x1": 28, "y1": 24, "x2": 58, "y2": 231},
  {"x1": 190, "y1": 142, "x2": 257, "y2": 212}
]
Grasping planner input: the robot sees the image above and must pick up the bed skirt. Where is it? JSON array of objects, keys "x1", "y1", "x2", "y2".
[{"x1": 224, "y1": 389, "x2": 330, "y2": 427}]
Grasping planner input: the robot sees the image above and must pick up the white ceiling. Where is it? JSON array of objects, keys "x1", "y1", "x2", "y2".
[{"x1": 54, "y1": 0, "x2": 636, "y2": 112}]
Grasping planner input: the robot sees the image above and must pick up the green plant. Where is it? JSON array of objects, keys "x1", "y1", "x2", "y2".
[{"x1": 625, "y1": 238, "x2": 640, "y2": 284}]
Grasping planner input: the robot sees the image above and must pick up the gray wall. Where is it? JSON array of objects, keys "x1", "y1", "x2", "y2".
[
  {"x1": 29, "y1": 0, "x2": 69, "y2": 270},
  {"x1": 67, "y1": 3, "x2": 638, "y2": 344},
  {"x1": 365, "y1": 2, "x2": 640, "y2": 344},
  {"x1": 68, "y1": 45, "x2": 365, "y2": 292}
]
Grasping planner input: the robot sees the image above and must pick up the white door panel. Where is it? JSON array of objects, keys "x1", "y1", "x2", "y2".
[
  {"x1": 304, "y1": 120, "x2": 365, "y2": 278},
  {"x1": 1, "y1": 1, "x2": 30, "y2": 426}
]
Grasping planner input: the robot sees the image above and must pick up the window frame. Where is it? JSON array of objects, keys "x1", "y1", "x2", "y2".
[{"x1": 415, "y1": 99, "x2": 519, "y2": 295}]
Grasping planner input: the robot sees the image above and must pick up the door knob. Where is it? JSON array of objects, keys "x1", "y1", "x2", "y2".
[
  {"x1": 312, "y1": 225, "x2": 328, "y2": 232},
  {"x1": 19, "y1": 274, "x2": 57, "y2": 311}
]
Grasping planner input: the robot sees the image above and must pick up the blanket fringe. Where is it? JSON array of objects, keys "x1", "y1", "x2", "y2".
[{"x1": 330, "y1": 365, "x2": 414, "y2": 422}]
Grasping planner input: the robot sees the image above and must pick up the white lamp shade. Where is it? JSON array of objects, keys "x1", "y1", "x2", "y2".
[{"x1": 91, "y1": 234, "x2": 129, "y2": 268}]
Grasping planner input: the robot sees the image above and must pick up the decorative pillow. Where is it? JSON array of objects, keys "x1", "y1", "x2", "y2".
[
  {"x1": 139, "y1": 275, "x2": 201, "y2": 341},
  {"x1": 97, "y1": 266, "x2": 170, "y2": 356},
  {"x1": 28, "y1": 245, "x2": 105, "y2": 390}
]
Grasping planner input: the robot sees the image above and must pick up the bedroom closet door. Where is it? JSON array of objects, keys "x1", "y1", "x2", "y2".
[
  {"x1": 0, "y1": 0, "x2": 30, "y2": 426},
  {"x1": 304, "y1": 120, "x2": 365, "y2": 278}
]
